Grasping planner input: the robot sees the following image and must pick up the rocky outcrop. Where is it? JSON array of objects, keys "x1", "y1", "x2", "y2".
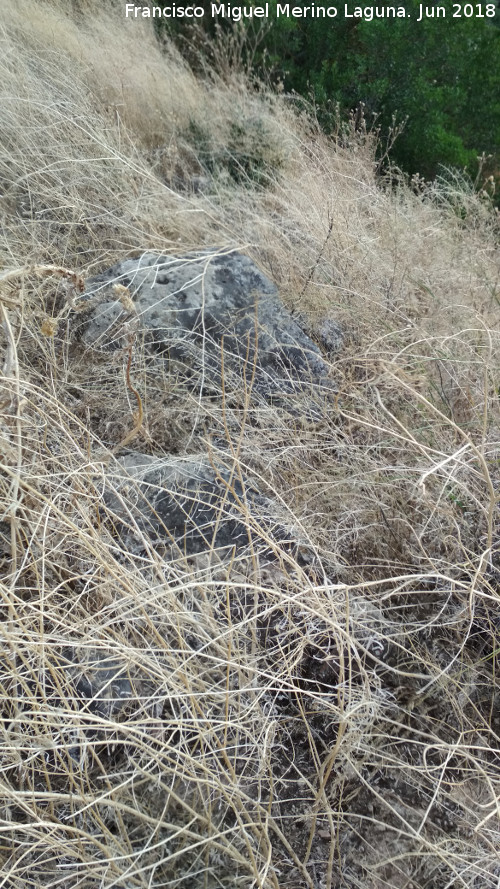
[
  {"x1": 78, "y1": 250, "x2": 340, "y2": 565},
  {"x1": 104, "y1": 452, "x2": 300, "y2": 562},
  {"x1": 80, "y1": 250, "x2": 338, "y2": 407}
]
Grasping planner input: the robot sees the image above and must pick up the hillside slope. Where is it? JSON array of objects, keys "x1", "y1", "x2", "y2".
[{"x1": 0, "y1": 2, "x2": 499, "y2": 888}]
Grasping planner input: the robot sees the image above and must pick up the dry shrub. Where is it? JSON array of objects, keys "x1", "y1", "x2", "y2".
[{"x1": 0, "y1": 2, "x2": 499, "y2": 888}]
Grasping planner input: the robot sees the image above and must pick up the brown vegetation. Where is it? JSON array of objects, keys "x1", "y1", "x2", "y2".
[{"x1": 0, "y1": 1, "x2": 499, "y2": 887}]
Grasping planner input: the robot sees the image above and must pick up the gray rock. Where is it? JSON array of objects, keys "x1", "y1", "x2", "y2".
[
  {"x1": 60, "y1": 647, "x2": 135, "y2": 720},
  {"x1": 63, "y1": 648, "x2": 161, "y2": 768},
  {"x1": 104, "y1": 452, "x2": 294, "y2": 560},
  {"x1": 315, "y1": 317, "x2": 344, "y2": 354},
  {"x1": 80, "y1": 250, "x2": 337, "y2": 405}
]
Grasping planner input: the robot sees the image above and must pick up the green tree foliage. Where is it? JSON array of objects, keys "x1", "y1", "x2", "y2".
[
  {"x1": 262, "y1": 0, "x2": 500, "y2": 181},
  {"x1": 158, "y1": 1, "x2": 500, "y2": 188}
]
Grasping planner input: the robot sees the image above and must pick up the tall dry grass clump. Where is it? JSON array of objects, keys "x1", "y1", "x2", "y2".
[{"x1": 1, "y1": 1, "x2": 499, "y2": 887}]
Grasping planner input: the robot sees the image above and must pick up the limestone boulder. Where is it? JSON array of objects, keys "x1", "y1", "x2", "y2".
[
  {"x1": 104, "y1": 452, "x2": 296, "y2": 561},
  {"x1": 80, "y1": 250, "x2": 338, "y2": 405}
]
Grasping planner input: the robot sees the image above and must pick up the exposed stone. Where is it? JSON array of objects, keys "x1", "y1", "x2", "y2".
[
  {"x1": 315, "y1": 317, "x2": 344, "y2": 354},
  {"x1": 79, "y1": 250, "x2": 337, "y2": 407},
  {"x1": 104, "y1": 452, "x2": 297, "y2": 561},
  {"x1": 59, "y1": 647, "x2": 135, "y2": 720}
]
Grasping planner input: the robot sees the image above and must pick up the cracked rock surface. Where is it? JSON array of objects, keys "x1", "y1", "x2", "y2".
[
  {"x1": 104, "y1": 452, "x2": 299, "y2": 561},
  {"x1": 80, "y1": 250, "x2": 338, "y2": 405}
]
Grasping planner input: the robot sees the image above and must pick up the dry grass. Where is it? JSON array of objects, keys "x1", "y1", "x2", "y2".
[{"x1": 0, "y1": 1, "x2": 499, "y2": 887}]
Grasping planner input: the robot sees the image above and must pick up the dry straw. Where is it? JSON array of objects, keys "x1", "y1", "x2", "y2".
[{"x1": 0, "y1": 1, "x2": 499, "y2": 887}]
